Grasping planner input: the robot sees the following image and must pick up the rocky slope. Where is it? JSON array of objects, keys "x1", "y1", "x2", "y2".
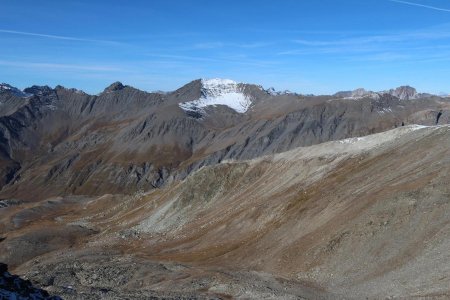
[
  {"x1": 0, "y1": 263, "x2": 61, "y2": 299},
  {"x1": 1, "y1": 79, "x2": 450, "y2": 298},
  {"x1": 0, "y1": 79, "x2": 449, "y2": 202},
  {"x1": 1, "y1": 125, "x2": 450, "y2": 298}
]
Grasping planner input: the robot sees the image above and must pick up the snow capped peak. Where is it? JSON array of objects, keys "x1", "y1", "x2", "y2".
[
  {"x1": 202, "y1": 78, "x2": 237, "y2": 86},
  {"x1": 200, "y1": 78, "x2": 242, "y2": 98},
  {"x1": 0, "y1": 83, "x2": 32, "y2": 98},
  {"x1": 265, "y1": 87, "x2": 293, "y2": 96},
  {"x1": 0, "y1": 84, "x2": 12, "y2": 90},
  {"x1": 179, "y1": 78, "x2": 252, "y2": 114},
  {"x1": 266, "y1": 87, "x2": 276, "y2": 94}
]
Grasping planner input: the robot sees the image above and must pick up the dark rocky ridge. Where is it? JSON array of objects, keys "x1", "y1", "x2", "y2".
[
  {"x1": 0, "y1": 263, "x2": 61, "y2": 299},
  {"x1": 0, "y1": 80, "x2": 449, "y2": 201}
]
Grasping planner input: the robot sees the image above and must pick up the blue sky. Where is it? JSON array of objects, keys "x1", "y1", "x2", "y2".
[{"x1": 1, "y1": 0, "x2": 450, "y2": 94}]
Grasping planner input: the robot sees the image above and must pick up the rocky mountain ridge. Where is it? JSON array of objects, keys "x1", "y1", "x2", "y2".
[
  {"x1": 1, "y1": 78, "x2": 450, "y2": 299},
  {"x1": 2, "y1": 80, "x2": 439, "y2": 100},
  {"x1": 0, "y1": 79, "x2": 448, "y2": 202},
  {"x1": 333, "y1": 85, "x2": 434, "y2": 100}
]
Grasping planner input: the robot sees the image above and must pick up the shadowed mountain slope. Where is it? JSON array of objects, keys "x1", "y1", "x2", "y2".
[
  {"x1": 0, "y1": 79, "x2": 449, "y2": 201},
  {"x1": 1, "y1": 125, "x2": 449, "y2": 299}
]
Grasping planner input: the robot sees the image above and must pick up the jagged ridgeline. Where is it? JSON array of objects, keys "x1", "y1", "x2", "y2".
[{"x1": 0, "y1": 80, "x2": 448, "y2": 200}]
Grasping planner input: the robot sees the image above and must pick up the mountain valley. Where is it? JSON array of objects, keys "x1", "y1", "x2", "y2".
[{"x1": 1, "y1": 79, "x2": 450, "y2": 299}]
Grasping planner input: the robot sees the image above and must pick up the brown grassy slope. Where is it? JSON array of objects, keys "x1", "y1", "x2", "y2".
[{"x1": 1, "y1": 125, "x2": 449, "y2": 299}]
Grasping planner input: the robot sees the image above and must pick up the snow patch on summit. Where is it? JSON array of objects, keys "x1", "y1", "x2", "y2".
[
  {"x1": 0, "y1": 83, "x2": 31, "y2": 98},
  {"x1": 179, "y1": 78, "x2": 252, "y2": 114},
  {"x1": 265, "y1": 87, "x2": 293, "y2": 96}
]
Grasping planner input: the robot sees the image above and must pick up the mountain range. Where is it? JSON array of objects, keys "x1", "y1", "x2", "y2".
[
  {"x1": 0, "y1": 79, "x2": 448, "y2": 200},
  {"x1": 1, "y1": 79, "x2": 450, "y2": 299}
]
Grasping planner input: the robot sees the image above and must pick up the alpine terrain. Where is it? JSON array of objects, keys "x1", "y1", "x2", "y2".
[{"x1": 1, "y1": 78, "x2": 450, "y2": 299}]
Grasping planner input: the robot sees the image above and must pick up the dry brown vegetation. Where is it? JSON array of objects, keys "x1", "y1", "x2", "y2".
[{"x1": 1, "y1": 125, "x2": 449, "y2": 299}]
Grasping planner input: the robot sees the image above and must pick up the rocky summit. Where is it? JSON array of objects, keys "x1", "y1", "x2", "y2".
[{"x1": 1, "y1": 79, "x2": 450, "y2": 299}]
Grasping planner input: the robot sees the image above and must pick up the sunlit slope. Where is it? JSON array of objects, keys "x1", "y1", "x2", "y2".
[{"x1": 2, "y1": 125, "x2": 449, "y2": 298}]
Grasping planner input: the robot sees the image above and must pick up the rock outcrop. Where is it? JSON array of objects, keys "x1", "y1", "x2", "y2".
[
  {"x1": 0, "y1": 80, "x2": 448, "y2": 201},
  {"x1": 0, "y1": 263, "x2": 61, "y2": 299}
]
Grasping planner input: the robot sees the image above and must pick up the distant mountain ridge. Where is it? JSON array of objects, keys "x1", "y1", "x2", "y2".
[
  {"x1": 2, "y1": 80, "x2": 440, "y2": 104},
  {"x1": 1, "y1": 79, "x2": 450, "y2": 299},
  {"x1": 0, "y1": 83, "x2": 32, "y2": 98},
  {"x1": 333, "y1": 85, "x2": 434, "y2": 100},
  {"x1": 0, "y1": 78, "x2": 448, "y2": 201}
]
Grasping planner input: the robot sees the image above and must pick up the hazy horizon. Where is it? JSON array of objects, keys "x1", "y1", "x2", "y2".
[
  {"x1": 1, "y1": 78, "x2": 442, "y2": 97},
  {"x1": 1, "y1": 0, "x2": 450, "y2": 95}
]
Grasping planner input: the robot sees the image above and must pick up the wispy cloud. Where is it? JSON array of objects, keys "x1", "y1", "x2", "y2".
[
  {"x1": 280, "y1": 25, "x2": 450, "y2": 56},
  {"x1": 145, "y1": 53, "x2": 222, "y2": 63},
  {"x1": 236, "y1": 42, "x2": 273, "y2": 48},
  {"x1": 292, "y1": 30, "x2": 450, "y2": 48},
  {"x1": 0, "y1": 29, "x2": 119, "y2": 44},
  {"x1": 193, "y1": 42, "x2": 225, "y2": 49},
  {"x1": 352, "y1": 51, "x2": 450, "y2": 64},
  {"x1": 0, "y1": 60, "x2": 122, "y2": 71},
  {"x1": 144, "y1": 53, "x2": 277, "y2": 68},
  {"x1": 192, "y1": 41, "x2": 271, "y2": 49},
  {"x1": 388, "y1": 0, "x2": 450, "y2": 13},
  {"x1": 293, "y1": 39, "x2": 338, "y2": 46},
  {"x1": 345, "y1": 52, "x2": 413, "y2": 62}
]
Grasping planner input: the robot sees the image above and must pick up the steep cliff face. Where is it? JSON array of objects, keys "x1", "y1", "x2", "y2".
[{"x1": 0, "y1": 80, "x2": 449, "y2": 200}]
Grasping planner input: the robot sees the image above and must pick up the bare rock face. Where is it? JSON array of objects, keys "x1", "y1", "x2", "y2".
[
  {"x1": 0, "y1": 79, "x2": 447, "y2": 201},
  {"x1": 0, "y1": 78, "x2": 449, "y2": 299},
  {"x1": 389, "y1": 85, "x2": 418, "y2": 100},
  {"x1": 102, "y1": 81, "x2": 126, "y2": 93},
  {"x1": 334, "y1": 85, "x2": 424, "y2": 100},
  {"x1": 350, "y1": 88, "x2": 369, "y2": 98},
  {"x1": 333, "y1": 88, "x2": 378, "y2": 99},
  {"x1": 0, "y1": 263, "x2": 61, "y2": 299}
]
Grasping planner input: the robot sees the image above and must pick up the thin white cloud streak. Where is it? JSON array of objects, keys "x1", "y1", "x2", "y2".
[
  {"x1": 352, "y1": 52, "x2": 450, "y2": 64},
  {"x1": 193, "y1": 41, "x2": 225, "y2": 49},
  {"x1": 344, "y1": 52, "x2": 413, "y2": 62},
  {"x1": 0, "y1": 60, "x2": 122, "y2": 71},
  {"x1": 144, "y1": 52, "x2": 278, "y2": 67},
  {"x1": 236, "y1": 42, "x2": 273, "y2": 48},
  {"x1": 292, "y1": 31, "x2": 450, "y2": 48},
  {"x1": 293, "y1": 39, "x2": 338, "y2": 46},
  {"x1": 145, "y1": 53, "x2": 223, "y2": 63},
  {"x1": 191, "y1": 41, "x2": 272, "y2": 49},
  {"x1": 281, "y1": 27, "x2": 450, "y2": 55},
  {"x1": 388, "y1": 0, "x2": 450, "y2": 13},
  {"x1": 278, "y1": 44, "x2": 386, "y2": 55},
  {"x1": 0, "y1": 29, "x2": 119, "y2": 44}
]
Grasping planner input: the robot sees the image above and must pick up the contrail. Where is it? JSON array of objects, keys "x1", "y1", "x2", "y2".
[
  {"x1": 0, "y1": 29, "x2": 117, "y2": 44},
  {"x1": 388, "y1": 0, "x2": 450, "y2": 13}
]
